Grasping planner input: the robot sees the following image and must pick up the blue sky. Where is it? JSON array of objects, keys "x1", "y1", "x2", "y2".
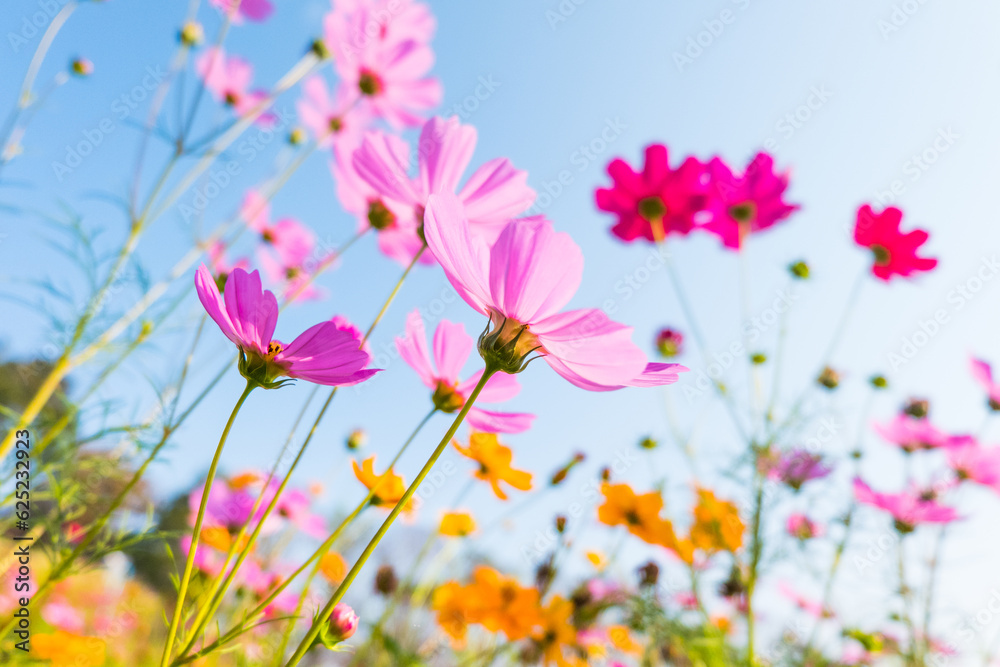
[{"x1": 3, "y1": 0, "x2": 1000, "y2": 658}]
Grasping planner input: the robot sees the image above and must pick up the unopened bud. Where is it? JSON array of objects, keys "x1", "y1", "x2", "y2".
[
  {"x1": 179, "y1": 21, "x2": 204, "y2": 46},
  {"x1": 70, "y1": 58, "x2": 93, "y2": 77},
  {"x1": 817, "y1": 366, "x2": 839, "y2": 390},
  {"x1": 374, "y1": 565, "x2": 397, "y2": 595},
  {"x1": 346, "y1": 429, "x2": 366, "y2": 450},
  {"x1": 903, "y1": 398, "x2": 929, "y2": 419},
  {"x1": 789, "y1": 260, "x2": 810, "y2": 279}
]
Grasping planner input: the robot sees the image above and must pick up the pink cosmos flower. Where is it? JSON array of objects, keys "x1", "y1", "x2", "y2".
[
  {"x1": 206, "y1": 242, "x2": 250, "y2": 287},
  {"x1": 655, "y1": 327, "x2": 683, "y2": 358},
  {"x1": 330, "y1": 133, "x2": 423, "y2": 267},
  {"x1": 852, "y1": 478, "x2": 959, "y2": 533},
  {"x1": 970, "y1": 357, "x2": 1000, "y2": 410},
  {"x1": 196, "y1": 47, "x2": 274, "y2": 123},
  {"x1": 396, "y1": 310, "x2": 535, "y2": 433},
  {"x1": 777, "y1": 581, "x2": 828, "y2": 619},
  {"x1": 945, "y1": 435, "x2": 1000, "y2": 489},
  {"x1": 767, "y1": 449, "x2": 832, "y2": 490},
  {"x1": 296, "y1": 76, "x2": 369, "y2": 147},
  {"x1": 595, "y1": 144, "x2": 709, "y2": 243},
  {"x1": 853, "y1": 204, "x2": 937, "y2": 281},
  {"x1": 353, "y1": 115, "x2": 536, "y2": 245},
  {"x1": 786, "y1": 513, "x2": 824, "y2": 540},
  {"x1": 700, "y1": 153, "x2": 799, "y2": 249},
  {"x1": 240, "y1": 190, "x2": 317, "y2": 269},
  {"x1": 194, "y1": 265, "x2": 377, "y2": 387},
  {"x1": 323, "y1": 0, "x2": 441, "y2": 128},
  {"x1": 423, "y1": 193, "x2": 688, "y2": 390},
  {"x1": 209, "y1": 0, "x2": 273, "y2": 23},
  {"x1": 872, "y1": 414, "x2": 949, "y2": 453}
]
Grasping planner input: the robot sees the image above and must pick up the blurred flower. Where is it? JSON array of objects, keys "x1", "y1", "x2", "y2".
[
  {"x1": 853, "y1": 478, "x2": 959, "y2": 533},
  {"x1": 240, "y1": 190, "x2": 317, "y2": 269},
  {"x1": 777, "y1": 581, "x2": 829, "y2": 619},
  {"x1": 854, "y1": 204, "x2": 937, "y2": 281},
  {"x1": 296, "y1": 76, "x2": 368, "y2": 146},
  {"x1": 397, "y1": 310, "x2": 534, "y2": 433},
  {"x1": 945, "y1": 436, "x2": 1000, "y2": 489},
  {"x1": 597, "y1": 482, "x2": 668, "y2": 546},
  {"x1": 766, "y1": 449, "x2": 832, "y2": 490},
  {"x1": 439, "y1": 511, "x2": 476, "y2": 537},
  {"x1": 607, "y1": 624, "x2": 642, "y2": 655},
  {"x1": 595, "y1": 144, "x2": 709, "y2": 243},
  {"x1": 195, "y1": 47, "x2": 274, "y2": 123},
  {"x1": 375, "y1": 565, "x2": 399, "y2": 595},
  {"x1": 346, "y1": 428, "x2": 366, "y2": 450},
  {"x1": 319, "y1": 551, "x2": 347, "y2": 583},
  {"x1": 786, "y1": 513, "x2": 824, "y2": 539},
  {"x1": 971, "y1": 357, "x2": 1000, "y2": 411},
  {"x1": 424, "y1": 194, "x2": 688, "y2": 389},
  {"x1": 454, "y1": 432, "x2": 532, "y2": 500},
  {"x1": 209, "y1": 0, "x2": 273, "y2": 23},
  {"x1": 533, "y1": 596, "x2": 582, "y2": 666},
  {"x1": 323, "y1": 0, "x2": 441, "y2": 128},
  {"x1": 33, "y1": 631, "x2": 106, "y2": 667},
  {"x1": 206, "y1": 241, "x2": 250, "y2": 290},
  {"x1": 353, "y1": 116, "x2": 535, "y2": 247},
  {"x1": 690, "y1": 488, "x2": 744, "y2": 553},
  {"x1": 700, "y1": 152, "x2": 799, "y2": 249},
  {"x1": 316, "y1": 603, "x2": 358, "y2": 649},
  {"x1": 585, "y1": 551, "x2": 607, "y2": 571},
  {"x1": 872, "y1": 414, "x2": 949, "y2": 453},
  {"x1": 195, "y1": 265, "x2": 377, "y2": 388},
  {"x1": 655, "y1": 327, "x2": 683, "y2": 358},
  {"x1": 178, "y1": 21, "x2": 204, "y2": 46},
  {"x1": 352, "y1": 457, "x2": 413, "y2": 511}
]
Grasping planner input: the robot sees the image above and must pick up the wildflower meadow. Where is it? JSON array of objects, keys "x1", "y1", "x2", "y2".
[{"x1": 1, "y1": 1, "x2": 998, "y2": 665}]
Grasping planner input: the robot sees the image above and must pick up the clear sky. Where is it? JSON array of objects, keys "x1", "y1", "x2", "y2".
[{"x1": 2, "y1": 0, "x2": 1000, "y2": 661}]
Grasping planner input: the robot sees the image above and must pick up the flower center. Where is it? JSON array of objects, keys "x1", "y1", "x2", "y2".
[
  {"x1": 367, "y1": 199, "x2": 397, "y2": 231},
  {"x1": 266, "y1": 341, "x2": 283, "y2": 360},
  {"x1": 624, "y1": 510, "x2": 642, "y2": 526},
  {"x1": 729, "y1": 201, "x2": 757, "y2": 224},
  {"x1": 224, "y1": 91, "x2": 240, "y2": 106},
  {"x1": 328, "y1": 116, "x2": 343, "y2": 133},
  {"x1": 358, "y1": 69, "x2": 384, "y2": 96},
  {"x1": 637, "y1": 196, "x2": 666, "y2": 222},
  {"x1": 432, "y1": 380, "x2": 465, "y2": 413},
  {"x1": 871, "y1": 244, "x2": 891, "y2": 265},
  {"x1": 261, "y1": 229, "x2": 275, "y2": 244}
]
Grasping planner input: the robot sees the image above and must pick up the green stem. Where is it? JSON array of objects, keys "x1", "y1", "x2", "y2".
[
  {"x1": 160, "y1": 380, "x2": 255, "y2": 666},
  {"x1": 283, "y1": 367, "x2": 497, "y2": 666},
  {"x1": 745, "y1": 472, "x2": 765, "y2": 665}
]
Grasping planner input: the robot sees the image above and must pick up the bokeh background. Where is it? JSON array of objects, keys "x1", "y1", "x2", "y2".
[{"x1": 2, "y1": 0, "x2": 1000, "y2": 660}]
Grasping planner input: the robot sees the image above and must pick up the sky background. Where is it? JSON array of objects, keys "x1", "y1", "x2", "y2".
[{"x1": 2, "y1": 0, "x2": 1000, "y2": 662}]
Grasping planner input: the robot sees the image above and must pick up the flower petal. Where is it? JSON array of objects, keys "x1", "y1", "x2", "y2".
[
  {"x1": 423, "y1": 193, "x2": 492, "y2": 314},
  {"x1": 433, "y1": 319, "x2": 473, "y2": 383},
  {"x1": 396, "y1": 310, "x2": 436, "y2": 388}
]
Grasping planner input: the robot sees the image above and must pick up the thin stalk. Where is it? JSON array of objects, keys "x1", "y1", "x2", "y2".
[
  {"x1": 160, "y1": 381, "x2": 255, "y2": 666},
  {"x1": 283, "y1": 368, "x2": 498, "y2": 666}
]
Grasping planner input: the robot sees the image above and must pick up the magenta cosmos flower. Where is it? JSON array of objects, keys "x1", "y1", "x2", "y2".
[
  {"x1": 767, "y1": 449, "x2": 832, "y2": 491},
  {"x1": 397, "y1": 310, "x2": 534, "y2": 433},
  {"x1": 323, "y1": 0, "x2": 440, "y2": 129},
  {"x1": 786, "y1": 513, "x2": 823, "y2": 540},
  {"x1": 423, "y1": 193, "x2": 688, "y2": 390},
  {"x1": 296, "y1": 76, "x2": 370, "y2": 147},
  {"x1": 595, "y1": 144, "x2": 709, "y2": 243},
  {"x1": 945, "y1": 435, "x2": 1000, "y2": 490},
  {"x1": 209, "y1": 0, "x2": 273, "y2": 23},
  {"x1": 353, "y1": 115, "x2": 536, "y2": 245},
  {"x1": 970, "y1": 357, "x2": 1000, "y2": 410},
  {"x1": 852, "y1": 478, "x2": 959, "y2": 533},
  {"x1": 195, "y1": 265, "x2": 377, "y2": 388},
  {"x1": 853, "y1": 204, "x2": 937, "y2": 281},
  {"x1": 196, "y1": 47, "x2": 273, "y2": 124},
  {"x1": 700, "y1": 153, "x2": 799, "y2": 249},
  {"x1": 872, "y1": 414, "x2": 949, "y2": 453}
]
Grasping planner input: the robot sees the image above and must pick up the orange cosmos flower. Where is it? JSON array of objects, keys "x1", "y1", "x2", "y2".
[
  {"x1": 597, "y1": 482, "x2": 673, "y2": 545},
  {"x1": 607, "y1": 624, "x2": 642, "y2": 655},
  {"x1": 534, "y1": 596, "x2": 585, "y2": 666},
  {"x1": 470, "y1": 566, "x2": 543, "y2": 640},
  {"x1": 352, "y1": 456, "x2": 413, "y2": 511},
  {"x1": 439, "y1": 511, "x2": 477, "y2": 537},
  {"x1": 432, "y1": 581, "x2": 472, "y2": 647},
  {"x1": 34, "y1": 632, "x2": 106, "y2": 667},
  {"x1": 454, "y1": 432, "x2": 532, "y2": 500},
  {"x1": 319, "y1": 551, "x2": 347, "y2": 583},
  {"x1": 690, "y1": 487, "x2": 745, "y2": 553}
]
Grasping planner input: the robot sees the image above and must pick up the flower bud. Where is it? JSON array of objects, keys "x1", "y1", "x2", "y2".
[
  {"x1": 288, "y1": 127, "x2": 306, "y2": 145},
  {"x1": 750, "y1": 353, "x2": 767, "y2": 365},
  {"x1": 637, "y1": 560, "x2": 659, "y2": 588},
  {"x1": 903, "y1": 398, "x2": 929, "y2": 418},
  {"x1": 599, "y1": 466, "x2": 611, "y2": 482},
  {"x1": 346, "y1": 429, "x2": 366, "y2": 451},
  {"x1": 314, "y1": 603, "x2": 358, "y2": 650},
  {"x1": 639, "y1": 436, "x2": 658, "y2": 450},
  {"x1": 555, "y1": 515, "x2": 567, "y2": 534},
  {"x1": 655, "y1": 327, "x2": 683, "y2": 358},
  {"x1": 817, "y1": 366, "x2": 839, "y2": 390},
  {"x1": 310, "y1": 38, "x2": 331, "y2": 60},
  {"x1": 374, "y1": 564, "x2": 398, "y2": 596},
  {"x1": 179, "y1": 21, "x2": 204, "y2": 46},
  {"x1": 788, "y1": 260, "x2": 810, "y2": 279},
  {"x1": 70, "y1": 58, "x2": 93, "y2": 77},
  {"x1": 550, "y1": 452, "x2": 585, "y2": 486},
  {"x1": 870, "y1": 374, "x2": 888, "y2": 389}
]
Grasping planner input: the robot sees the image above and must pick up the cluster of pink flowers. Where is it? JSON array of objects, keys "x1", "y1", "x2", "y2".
[{"x1": 596, "y1": 143, "x2": 937, "y2": 281}]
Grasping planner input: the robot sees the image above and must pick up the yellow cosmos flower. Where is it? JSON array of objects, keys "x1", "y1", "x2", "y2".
[
  {"x1": 690, "y1": 487, "x2": 745, "y2": 553},
  {"x1": 439, "y1": 511, "x2": 477, "y2": 537},
  {"x1": 319, "y1": 551, "x2": 347, "y2": 583},
  {"x1": 352, "y1": 456, "x2": 413, "y2": 511}
]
